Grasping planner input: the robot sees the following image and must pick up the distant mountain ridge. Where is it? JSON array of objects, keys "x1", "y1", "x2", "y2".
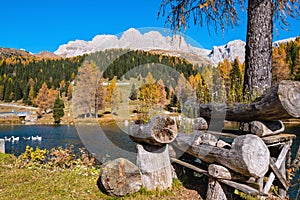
[
  {"x1": 1, "y1": 28, "x2": 297, "y2": 65},
  {"x1": 0, "y1": 48, "x2": 61, "y2": 59},
  {"x1": 54, "y1": 28, "x2": 298, "y2": 65}
]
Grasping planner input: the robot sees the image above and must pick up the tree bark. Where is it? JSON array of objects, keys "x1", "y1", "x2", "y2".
[
  {"x1": 136, "y1": 144, "x2": 173, "y2": 190},
  {"x1": 244, "y1": 0, "x2": 274, "y2": 99},
  {"x1": 196, "y1": 81, "x2": 300, "y2": 122},
  {"x1": 129, "y1": 116, "x2": 177, "y2": 146},
  {"x1": 174, "y1": 132, "x2": 270, "y2": 178}
]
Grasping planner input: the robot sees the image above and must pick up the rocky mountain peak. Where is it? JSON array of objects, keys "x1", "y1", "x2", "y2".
[{"x1": 53, "y1": 28, "x2": 298, "y2": 65}]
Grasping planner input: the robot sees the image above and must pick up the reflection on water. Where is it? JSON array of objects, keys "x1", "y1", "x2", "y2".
[
  {"x1": 75, "y1": 124, "x2": 137, "y2": 163},
  {"x1": 0, "y1": 124, "x2": 299, "y2": 198}
]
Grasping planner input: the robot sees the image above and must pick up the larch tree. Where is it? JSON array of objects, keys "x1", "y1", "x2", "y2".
[
  {"x1": 95, "y1": 75, "x2": 106, "y2": 117},
  {"x1": 159, "y1": 0, "x2": 300, "y2": 100},
  {"x1": 73, "y1": 61, "x2": 98, "y2": 118},
  {"x1": 35, "y1": 82, "x2": 49, "y2": 111},
  {"x1": 272, "y1": 44, "x2": 290, "y2": 82},
  {"x1": 157, "y1": 79, "x2": 167, "y2": 106},
  {"x1": 105, "y1": 76, "x2": 117, "y2": 108}
]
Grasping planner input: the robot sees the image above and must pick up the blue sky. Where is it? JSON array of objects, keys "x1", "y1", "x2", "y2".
[{"x1": 1, "y1": 0, "x2": 300, "y2": 53}]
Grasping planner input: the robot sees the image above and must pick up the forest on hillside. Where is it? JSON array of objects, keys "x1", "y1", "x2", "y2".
[{"x1": 0, "y1": 36, "x2": 299, "y2": 118}]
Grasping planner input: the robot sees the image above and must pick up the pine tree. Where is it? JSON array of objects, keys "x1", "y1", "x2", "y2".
[
  {"x1": 53, "y1": 95, "x2": 65, "y2": 124},
  {"x1": 129, "y1": 83, "x2": 138, "y2": 100},
  {"x1": 95, "y1": 77, "x2": 106, "y2": 117},
  {"x1": 105, "y1": 76, "x2": 117, "y2": 108}
]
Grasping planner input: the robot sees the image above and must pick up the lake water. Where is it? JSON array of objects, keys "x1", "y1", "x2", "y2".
[{"x1": 0, "y1": 124, "x2": 299, "y2": 198}]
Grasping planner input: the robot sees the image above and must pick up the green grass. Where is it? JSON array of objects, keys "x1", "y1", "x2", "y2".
[{"x1": 0, "y1": 153, "x2": 186, "y2": 200}]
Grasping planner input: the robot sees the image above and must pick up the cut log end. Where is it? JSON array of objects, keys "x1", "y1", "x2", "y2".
[
  {"x1": 98, "y1": 158, "x2": 142, "y2": 197},
  {"x1": 231, "y1": 135, "x2": 270, "y2": 178},
  {"x1": 129, "y1": 116, "x2": 177, "y2": 146},
  {"x1": 278, "y1": 80, "x2": 300, "y2": 118},
  {"x1": 152, "y1": 116, "x2": 177, "y2": 143}
]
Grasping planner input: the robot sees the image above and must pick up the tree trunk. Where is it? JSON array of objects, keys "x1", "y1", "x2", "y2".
[
  {"x1": 129, "y1": 116, "x2": 177, "y2": 146},
  {"x1": 174, "y1": 132, "x2": 270, "y2": 178},
  {"x1": 244, "y1": 0, "x2": 274, "y2": 100}
]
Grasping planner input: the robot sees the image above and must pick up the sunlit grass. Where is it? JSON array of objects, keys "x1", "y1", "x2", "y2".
[{"x1": 0, "y1": 153, "x2": 187, "y2": 200}]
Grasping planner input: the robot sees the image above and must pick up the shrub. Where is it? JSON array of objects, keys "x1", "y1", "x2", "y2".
[{"x1": 17, "y1": 145, "x2": 47, "y2": 168}]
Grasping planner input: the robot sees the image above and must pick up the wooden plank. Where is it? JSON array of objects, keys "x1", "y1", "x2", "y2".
[
  {"x1": 219, "y1": 179, "x2": 266, "y2": 196},
  {"x1": 206, "y1": 131, "x2": 296, "y2": 146},
  {"x1": 257, "y1": 177, "x2": 264, "y2": 193},
  {"x1": 279, "y1": 160, "x2": 287, "y2": 198},
  {"x1": 172, "y1": 158, "x2": 267, "y2": 196},
  {"x1": 261, "y1": 134, "x2": 296, "y2": 144},
  {"x1": 263, "y1": 140, "x2": 292, "y2": 194},
  {"x1": 269, "y1": 159, "x2": 289, "y2": 190},
  {"x1": 170, "y1": 157, "x2": 208, "y2": 175},
  {"x1": 208, "y1": 130, "x2": 237, "y2": 139}
]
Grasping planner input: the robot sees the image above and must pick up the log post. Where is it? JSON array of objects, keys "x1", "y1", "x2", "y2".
[
  {"x1": 206, "y1": 178, "x2": 227, "y2": 200},
  {"x1": 136, "y1": 144, "x2": 173, "y2": 190},
  {"x1": 0, "y1": 139, "x2": 4, "y2": 153},
  {"x1": 174, "y1": 132, "x2": 270, "y2": 178},
  {"x1": 129, "y1": 116, "x2": 177, "y2": 146}
]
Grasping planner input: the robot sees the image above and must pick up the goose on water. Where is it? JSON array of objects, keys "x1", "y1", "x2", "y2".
[
  {"x1": 31, "y1": 135, "x2": 42, "y2": 141},
  {"x1": 11, "y1": 136, "x2": 19, "y2": 142}
]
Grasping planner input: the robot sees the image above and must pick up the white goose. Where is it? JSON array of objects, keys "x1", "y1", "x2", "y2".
[
  {"x1": 4, "y1": 136, "x2": 11, "y2": 142},
  {"x1": 23, "y1": 136, "x2": 31, "y2": 140},
  {"x1": 11, "y1": 136, "x2": 19, "y2": 142},
  {"x1": 31, "y1": 135, "x2": 42, "y2": 141}
]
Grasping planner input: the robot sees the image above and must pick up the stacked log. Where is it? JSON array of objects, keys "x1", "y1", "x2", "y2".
[
  {"x1": 97, "y1": 79, "x2": 300, "y2": 198},
  {"x1": 174, "y1": 132, "x2": 270, "y2": 178},
  {"x1": 189, "y1": 80, "x2": 300, "y2": 122},
  {"x1": 129, "y1": 116, "x2": 177, "y2": 190}
]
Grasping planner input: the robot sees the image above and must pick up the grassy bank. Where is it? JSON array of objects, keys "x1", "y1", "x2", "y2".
[{"x1": 0, "y1": 152, "x2": 201, "y2": 200}]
